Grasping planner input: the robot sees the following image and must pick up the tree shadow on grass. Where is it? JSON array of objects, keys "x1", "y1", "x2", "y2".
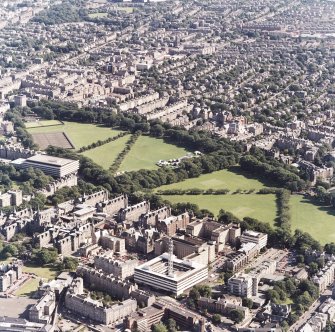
[
  {"x1": 23, "y1": 262, "x2": 59, "y2": 279},
  {"x1": 297, "y1": 196, "x2": 335, "y2": 218},
  {"x1": 228, "y1": 166, "x2": 278, "y2": 188}
]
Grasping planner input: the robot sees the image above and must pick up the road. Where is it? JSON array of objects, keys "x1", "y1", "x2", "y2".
[{"x1": 289, "y1": 289, "x2": 332, "y2": 332}]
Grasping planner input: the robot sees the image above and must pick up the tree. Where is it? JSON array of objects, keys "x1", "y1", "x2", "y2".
[
  {"x1": 189, "y1": 287, "x2": 200, "y2": 301},
  {"x1": 212, "y1": 314, "x2": 221, "y2": 325},
  {"x1": 230, "y1": 309, "x2": 244, "y2": 324},
  {"x1": 167, "y1": 318, "x2": 177, "y2": 332},
  {"x1": 266, "y1": 289, "x2": 280, "y2": 303},
  {"x1": 59, "y1": 257, "x2": 78, "y2": 271},
  {"x1": 150, "y1": 124, "x2": 165, "y2": 137},
  {"x1": 308, "y1": 262, "x2": 319, "y2": 275},
  {"x1": 242, "y1": 298, "x2": 253, "y2": 309},
  {"x1": 31, "y1": 248, "x2": 58, "y2": 265},
  {"x1": 152, "y1": 323, "x2": 168, "y2": 332}
]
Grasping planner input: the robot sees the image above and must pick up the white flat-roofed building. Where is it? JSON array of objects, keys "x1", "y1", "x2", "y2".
[
  {"x1": 240, "y1": 230, "x2": 268, "y2": 250},
  {"x1": 134, "y1": 253, "x2": 208, "y2": 296},
  {"x1": 15, "y1": 154, "x2": 79, "y2": 178},
  {"x1": 228, "y1": 274, "x2": 254, "y2": 298}
]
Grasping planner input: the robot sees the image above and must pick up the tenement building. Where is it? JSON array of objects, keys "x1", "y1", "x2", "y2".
[
  {"x1": 0, "y1": 261, "x2": 22, "y2": 292},
  {"x1": 77, "y1": 266, "x2": 137, "y2": 299},
  {"x1": 65, "y1": 277, "x2": 137, "y2": 325},
  {"x1": 94, "y1": 252, "x2": 138, "y2": 279}
]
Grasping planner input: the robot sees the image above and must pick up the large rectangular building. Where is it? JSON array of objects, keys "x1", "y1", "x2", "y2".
[
  {"x1": 14, "y1": 154, "x2": 79, "y2": 178},
  {"x1": 134, "y1": 253, "x2": 208, "y2": 296},
  {"x1": 240, "y1": 230, "x2": 268, "y2": 250}
]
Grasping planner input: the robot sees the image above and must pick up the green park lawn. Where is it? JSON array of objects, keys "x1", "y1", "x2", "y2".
[
  {"x1": 25, "y1": 120, "x2": 63, "y2": 128},
  {"x1": 290, "y1": 195, "x2": 335, "y2": 245},
  {"x1": 162, "y1": 194, "x2": 277, "y2": 225},
  {"x1": 22, "y1": 264, "x2": 57, "y2": 281},
  {"x1": 88, "y1": 12, "x2": 108, "y2": 18},
  {"x1": 118, "y1": 136, "x2": 189, "y2": 172},
  {"x1": 156, "y1": 167, "x2": 269, "y2": 193},
  {"x1": 81, "y1": 134, "x2": 131, "y2": 169},
  {"x1": 27, "y1": 121, "x2": 124, "y2": 150},
  {"x1": 116, "y1": 7, "x2": 134, "y2": 13},
  {"x1": 14, "y1": 278, "x2": 39, "y2": 297}
]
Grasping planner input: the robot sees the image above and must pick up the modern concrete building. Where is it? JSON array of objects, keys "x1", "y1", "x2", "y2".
[
  {"x1": 134, "y1": 253, "x2": 208, "y2": 296},
  {"x1": 228, "y1": 274, "x2": 257, "y2": 299},
  {"x1": 240, "y1": 230, "x2": 268, "y2": 250},
  {"x1": 15, "y1": 154, "x2": 79, "y2": 178}
]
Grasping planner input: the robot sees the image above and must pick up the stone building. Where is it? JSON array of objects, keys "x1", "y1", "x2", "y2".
[
  {"x1": 65, "y1": 277, "x2": 137, "y2": 325},
  {"x1": 99, "y1": 235, "x2": 126, "y2": 255},
  {"x1": 94, "y1": 252, "x2": 138, "y2": 279},
  {"x1": 139, "y1": 206, "x2": 172, "y2": 227},
  {"x1": 28, "y1": 291, "x2": 56, "y2": 324},
  {"x1": 96, "y1": 194, "x2": 128, "y2": 216},
  {"x1": 0, "y1": 261, "x2": 22, "y2": 292},
  {"x1": 156, "y1": 212, "x2": 190, "y2": 236},
  {"x1": 125, "y1": 297, "x2": 205, "y2": 332},
  {"x1": 77, "y1": 190, "x2": 109, "y2": 207},
  {"x1": 77, "y1": 266, "x2": 137, "y2": 300},
  {"x1": 118, "y1": 201, "x2": 150, "y2": 222},
  {"x1": 38, "y1": 173, "x2": 78, "y2": 197},
  {"x1": 155, "y1": 235, "x2": 215, "y2": 265},
  {"x1": 121, "y1": 227, "x2": 160, "y2": 254},
  {"x1": 186, "y1": 220, "x2": 241, "y2": 251},
  {"x1": 0, "y1": 144, "x2": 36, "y2": 160},
  {"x1": 56, "y1": 223, "x2": 94, "y2": 255},
  {"x1": 0, "y1": 190, "x2": 23, "y2": 207},
  {"x1": 312, "y1": 260, "x2": 335, "y2": 292},
  {"x1": 198, "y1": 297, "x2": 250, "y2": 320}
]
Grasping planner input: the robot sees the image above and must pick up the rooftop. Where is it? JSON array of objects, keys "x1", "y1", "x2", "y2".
[{"x1": 25, "y1": 154, "x2": 78, "y2": 167}]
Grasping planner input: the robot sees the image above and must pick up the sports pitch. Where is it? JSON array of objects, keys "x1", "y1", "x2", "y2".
[{"x1": 27, "y1": 122, "x2": 123, "y2": 150}]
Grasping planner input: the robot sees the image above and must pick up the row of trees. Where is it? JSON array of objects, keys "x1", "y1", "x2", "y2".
[
  {"x1": 275, "y1": 189, "x2": 291, "y2": 231},
  {"x1": 78, "y1": 131, "x2": 129, "y2": 153},
  {"x1": 258, "y1": 187, "x2": 291, "y2": 231},
  {"x1": 46, "y1": 144, "x2": 240, "y2": 195},
  {"x1": 109, "y1": 132, "x2": 140, "y2": 173},
  {"x1": 156, "y1": 188, "x2": 231, "y2": 195}
]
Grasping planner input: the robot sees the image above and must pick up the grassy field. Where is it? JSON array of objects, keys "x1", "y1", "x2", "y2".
[
  {"x1": 155, "y1": 167, "x2": 269, "y2": 193},
  {"x1": 88, "y1": 12, "x2": 108, "y2": 18},
  {"x1": 290, "y1": 195, "x2": 335, "y2": 244},
  {"x1": 27, "y1": 122, "x2": 123, "y2": 150},
  {"x1": 22, "y1": 264, "x2": 57, "y2": 281},
  {"x1": 25, "y1": 120, "x2": 63, "y2": 128},
  {"x1": 116, "y1": 7, "x2": 134, "y2": 13},
  {"x1": 118, "y1": 136, "x2": 189, "y2": 172},
  {"x1": 14, "y1": 278, "x2": 39, "y2": 297},
  {"x1": 162, "y1": 194, "x2": 277, "y2": 225},
  {"x1": 82, "y1": 134, "x2": 131, "y2": 169}
]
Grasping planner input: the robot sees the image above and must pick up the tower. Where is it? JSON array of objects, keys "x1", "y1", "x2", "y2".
[{"x1": 168, "y1": 238, "x2": 174, "y2": 277}]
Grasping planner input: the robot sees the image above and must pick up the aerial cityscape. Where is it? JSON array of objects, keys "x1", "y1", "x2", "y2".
[{"x1": 0, "y1": 0, "x2": 335, "y2": 331}]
